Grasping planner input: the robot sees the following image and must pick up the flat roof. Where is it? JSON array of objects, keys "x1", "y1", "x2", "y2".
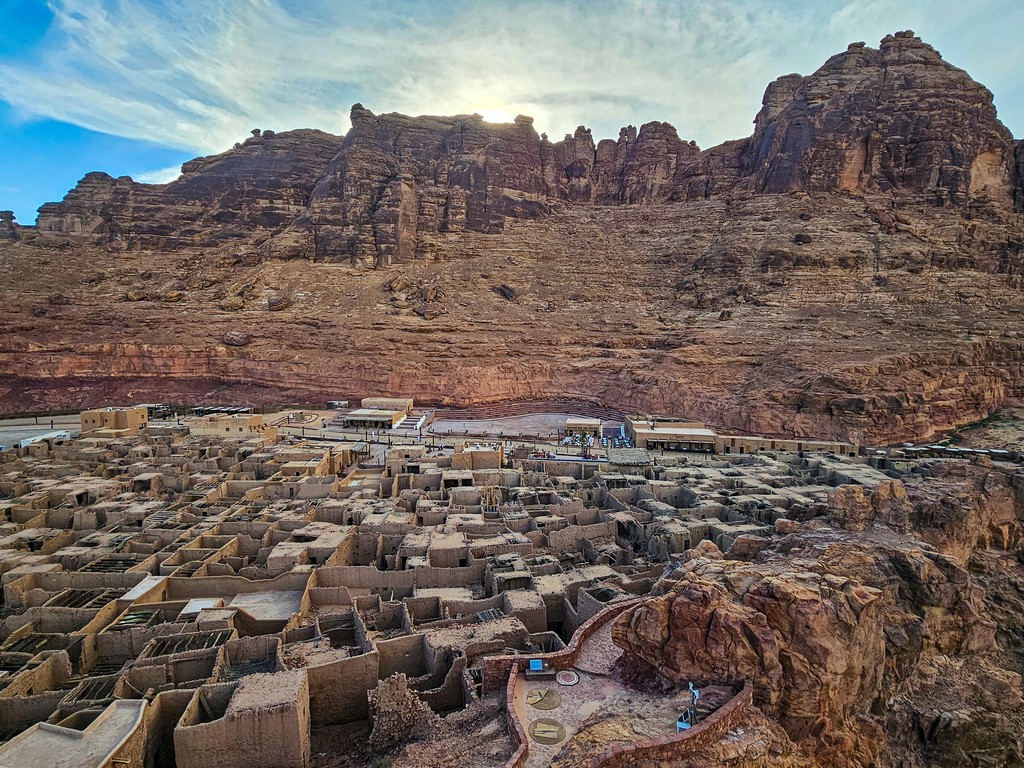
[
  {"x1": 606, "y1": 447, "x2": 653, "y2": 465},
  {"x1": 228, "y1": 590, "x2": 304, "y2": 621},
  {"x1": 0, "y1": 700, "x2": 147, "y2": 768},
  {"x1": 632, "y1": 427, "x2": 718, "y2": 439}
]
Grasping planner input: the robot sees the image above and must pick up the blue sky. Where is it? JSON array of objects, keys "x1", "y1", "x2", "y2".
[{"x1": 1, "y1": 0, "x2": 1021, "y2": 223}]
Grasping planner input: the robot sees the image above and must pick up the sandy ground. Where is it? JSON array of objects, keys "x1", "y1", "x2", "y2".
[
  {"x1": 953, "y1": 407, "x2": 1024, "y2": 449},
  {"x1": 430, "y1": 413, "x2": 621, "y2": 438},
  {"x1": 0, "y1": 413, "x2": 79, "y2": 449}
]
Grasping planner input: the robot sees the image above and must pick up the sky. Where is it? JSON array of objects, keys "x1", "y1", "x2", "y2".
[{"x1": 0, "y1": 0, "x2": 1021, "y2": 223}]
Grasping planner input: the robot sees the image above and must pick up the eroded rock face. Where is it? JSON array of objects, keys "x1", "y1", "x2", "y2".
[
  {"x1": 743, "y1": 32, "x2": 1017, "y2": 206},
  {"x1": 298, "y1": 107, "x2": 703, "y2": 267},
  {"x1": 829, "y1": 479, "x2": 912, "y2": 533},
  {"x1": 3, "y1": 32, "x2": 1023, "y2": 441},
  {"x1": 612, "y1": 461, "x2": 1024, "y2": 767},
  {"x1": 302, "y1": 106, "x2": 549, "y2": 267},
  {"x1": 1015, "y1": 139, "x2": 1024, "y2": 212},
  {"x1": 0, "y1": 211, "x2": 17, "y2": 241},
  {"x1": 35, "y1": 129, "x2": 343, "y2": 248}
]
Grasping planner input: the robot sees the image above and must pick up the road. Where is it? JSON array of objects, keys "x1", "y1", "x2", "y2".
[{"x1": 0, "y1": 414, "x2": 80, "y2": 449}]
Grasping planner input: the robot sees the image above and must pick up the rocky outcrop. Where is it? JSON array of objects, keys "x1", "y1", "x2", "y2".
[
  {"x1": 23, "y1": 33, "x2": 1018, "y2": 270},
  {"x1": 612, "y1": 463, "x2": 1024, "y2": 767},
  {"x1": 828, "y1": 479, "x2": 912, "y2": 532},
  {"x1": 297, "y1": 108, "x2": 705, "y2": 266},
  {"x1": 1015, "y1": 139, "x2": 1024, "y2": 212},
  {"x1": 0, "y1": 211, "x2": 18, "y2": 241},
  {"x1": 743, "y1": 32, "x2": 1017, "y2": 206},
  {"x1": 301, "y1": 107, "x2": 549, "y2": 267},
  {"x1": 2, "y1": 32, "x2": 1023, "y2": 441},
  {"x1": 35, "y1": 129, "x2": 342, "y2": 248}
]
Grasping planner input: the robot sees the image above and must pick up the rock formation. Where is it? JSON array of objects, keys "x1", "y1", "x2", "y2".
[
  {"x1": 1015, "y1": 139, "x2": 1024, "y2": 211},
  {"x1": 1, "y1": 32, "x2": 1022, "y2": 444},
  {"x1": 611, "y1": 461, "x2": 1024, "y2": 767},
  {"x1": 743, "y1": 33, "x2": 1017, "y2": 205},
  {"x1": 0, "y1": 210, "x2": 17, "y2": 241},
  {"x1": 35, "y1": 129, "x2": 342, "y2": 248}
]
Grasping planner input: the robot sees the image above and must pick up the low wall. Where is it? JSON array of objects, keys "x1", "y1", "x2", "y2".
[
  {"x1": 503, "y1": 663, "x2": 529, "y2": 768},
  {"x1": 482, "y1": 597, "x2": 643, "y2": 694},
  {"x1": 494, "y1": 599, "x2": 642, "y2": 768},
  {"x1": 492, "y1": 598, "x2": 754, "y2": 768},
  {"x1": 589, "y1": 681, "x2": 754, "y2": 767}
]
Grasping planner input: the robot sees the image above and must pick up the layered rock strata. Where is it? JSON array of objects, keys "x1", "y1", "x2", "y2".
[
  {"x1": 2, "y1": 31, "x2": 1023, "y2": 442},
  {"x1": 612, "y1": 460, "x2": 1024, "y2": 767}
]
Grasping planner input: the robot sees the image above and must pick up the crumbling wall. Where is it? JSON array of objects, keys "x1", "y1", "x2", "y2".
[
  {"x1": 503, "y1": 591, "x2": 547, "y2": 633},
  {"x1": 412, "y1": 562, "x2": 487, "y2": 587},
  {"x1": 376, "y1": 633, "x2": 427, "y2": 679},
  {"x1": 548, "y1": 521, "x2": 617, "y2": 552},
  {"x1": 144, "y1": 688, "x2": 195, "y2": 768},
  {"x1": 368, "y1": 673, "x2": 441, "y2": 753},
  {"x1": 0, "y1": 650, "x2": 72, "y2": 698},
  {"x1": 316, "y1": 566, "x2": 415, "y2": 592},
  {"x1": 416, "y1": 650, "x2": 467, "y2": 713},
  {"x1": 0, "y1": 691, "x2": 65, "y2": 736},
  {"x1": 305, "y1": 647, "x2": 379, "y2": 725},
  {"x1": 164, "y1": 571, "x2": 312, "y2": 601},
  {"x1": 439, "y1": 593, "x2": 504, "y2": 619},
  {"x1": 174, "y1": 671, "x2": 310, "y2": 768}
]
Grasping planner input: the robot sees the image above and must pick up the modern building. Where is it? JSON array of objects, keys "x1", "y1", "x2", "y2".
[{"x1": 80, "y1": 406, "x2": 148, "y2": 434}]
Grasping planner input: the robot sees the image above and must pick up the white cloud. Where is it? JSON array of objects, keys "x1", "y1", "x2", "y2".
[
  {"x1": 0, "y1": 0, "x2": 1020, "y2": 157},
  {"x1": 132, "y1": 164, "x2": 183, "y2": 184}
]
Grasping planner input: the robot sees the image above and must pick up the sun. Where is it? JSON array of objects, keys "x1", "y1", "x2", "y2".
[{"x1": 477, "y1": 108, "x2": 516, "y2": 124}]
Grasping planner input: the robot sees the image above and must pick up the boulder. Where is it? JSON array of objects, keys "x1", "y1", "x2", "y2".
[
  {"x1": 495, "y1": 284, "x2": 517, "y2": 301},
  {"x1": 221, "y1": 332, "x2": 252, "y2": 347},
  {"x1": 267, "y1": 295, "x2": 291, "y2": 311}
]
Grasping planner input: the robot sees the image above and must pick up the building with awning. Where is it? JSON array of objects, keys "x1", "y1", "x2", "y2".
[
  {"x1": 341, "y1": 408, "x2": 406, "y2": 430},
  {"x1": 626, "y1": 417, "x2": 717, "y2": 452}
]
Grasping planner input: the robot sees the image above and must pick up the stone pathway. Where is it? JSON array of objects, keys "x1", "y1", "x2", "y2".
[
  {"x1": 572, "y1": 620, "x2": 622, "y2": 675},
  {"x1": 510, "y1": 619, "x2": 641, "y2": 768}
]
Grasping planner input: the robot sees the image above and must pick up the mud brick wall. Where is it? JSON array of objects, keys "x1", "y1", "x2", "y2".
[
  {"x1": 482, "y1": 597, "x2": 642, "y2": 693},
  {"x1": 588, "y1": 681, "x2": 754, "y2": 767}
]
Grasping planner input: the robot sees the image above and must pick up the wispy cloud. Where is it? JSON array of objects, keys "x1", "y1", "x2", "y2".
[
  {"x1": 132, "y1": 164, "x2": 183, "y2": 184},
  {"x1": 0, "y1": 0, "x2": 1021, "y2": 156}
]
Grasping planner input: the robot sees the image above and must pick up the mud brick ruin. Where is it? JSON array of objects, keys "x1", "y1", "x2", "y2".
[{"x1": 1, "y1": 397, "x2": 1014, "y2": 768}]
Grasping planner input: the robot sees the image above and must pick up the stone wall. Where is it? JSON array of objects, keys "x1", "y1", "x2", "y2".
[
  {"x1": 174, "y1": 671, "x2": 311, "y2": 768},
  {"x1": 483, "y1": 598, "x2": 642, "y2": 693},
  {"x1": 489, "y1": 598, "x2": 757, "y2": 768},
  {"x1": 547, "y1": 521, "x2": 617, "y2": 552},
  {"x1": 588, "y1": 681, "x2": 754, "y2": 767}
]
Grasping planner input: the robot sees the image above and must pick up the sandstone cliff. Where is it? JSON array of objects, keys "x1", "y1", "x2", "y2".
[
  {"x1": 30, "y1": 31, "x2": 1019, "y2": 266},
  {"x1": 1015, "y1": 139, "x2": 1024, "y2": 211},
  {"x1": 743, "y1": 32, "x2": 1017, "y2": 205},
  {"x1": 35, "y1": 129, "x2": 342, "y2": 249},
  {"x1": 0, "y1": 211, "x2": 17, "y2": 241},
  {"x1": 2, "y1": 32, "x2": 1023, "y2": 443},
  {"x1": 612, "y1": 460, "x2": 1024, "y2": 767}
]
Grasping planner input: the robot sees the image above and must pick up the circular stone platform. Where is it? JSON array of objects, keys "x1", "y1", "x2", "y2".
[
  {"x1": 526, "y1": 688, "x2": 561, "y2": 710},
  {"x1": 556, "y1": 670, "x2": 580, "y2": 686},
  {"x1": 528, "y1": 717, "x2": 567, "y2": 745}
]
